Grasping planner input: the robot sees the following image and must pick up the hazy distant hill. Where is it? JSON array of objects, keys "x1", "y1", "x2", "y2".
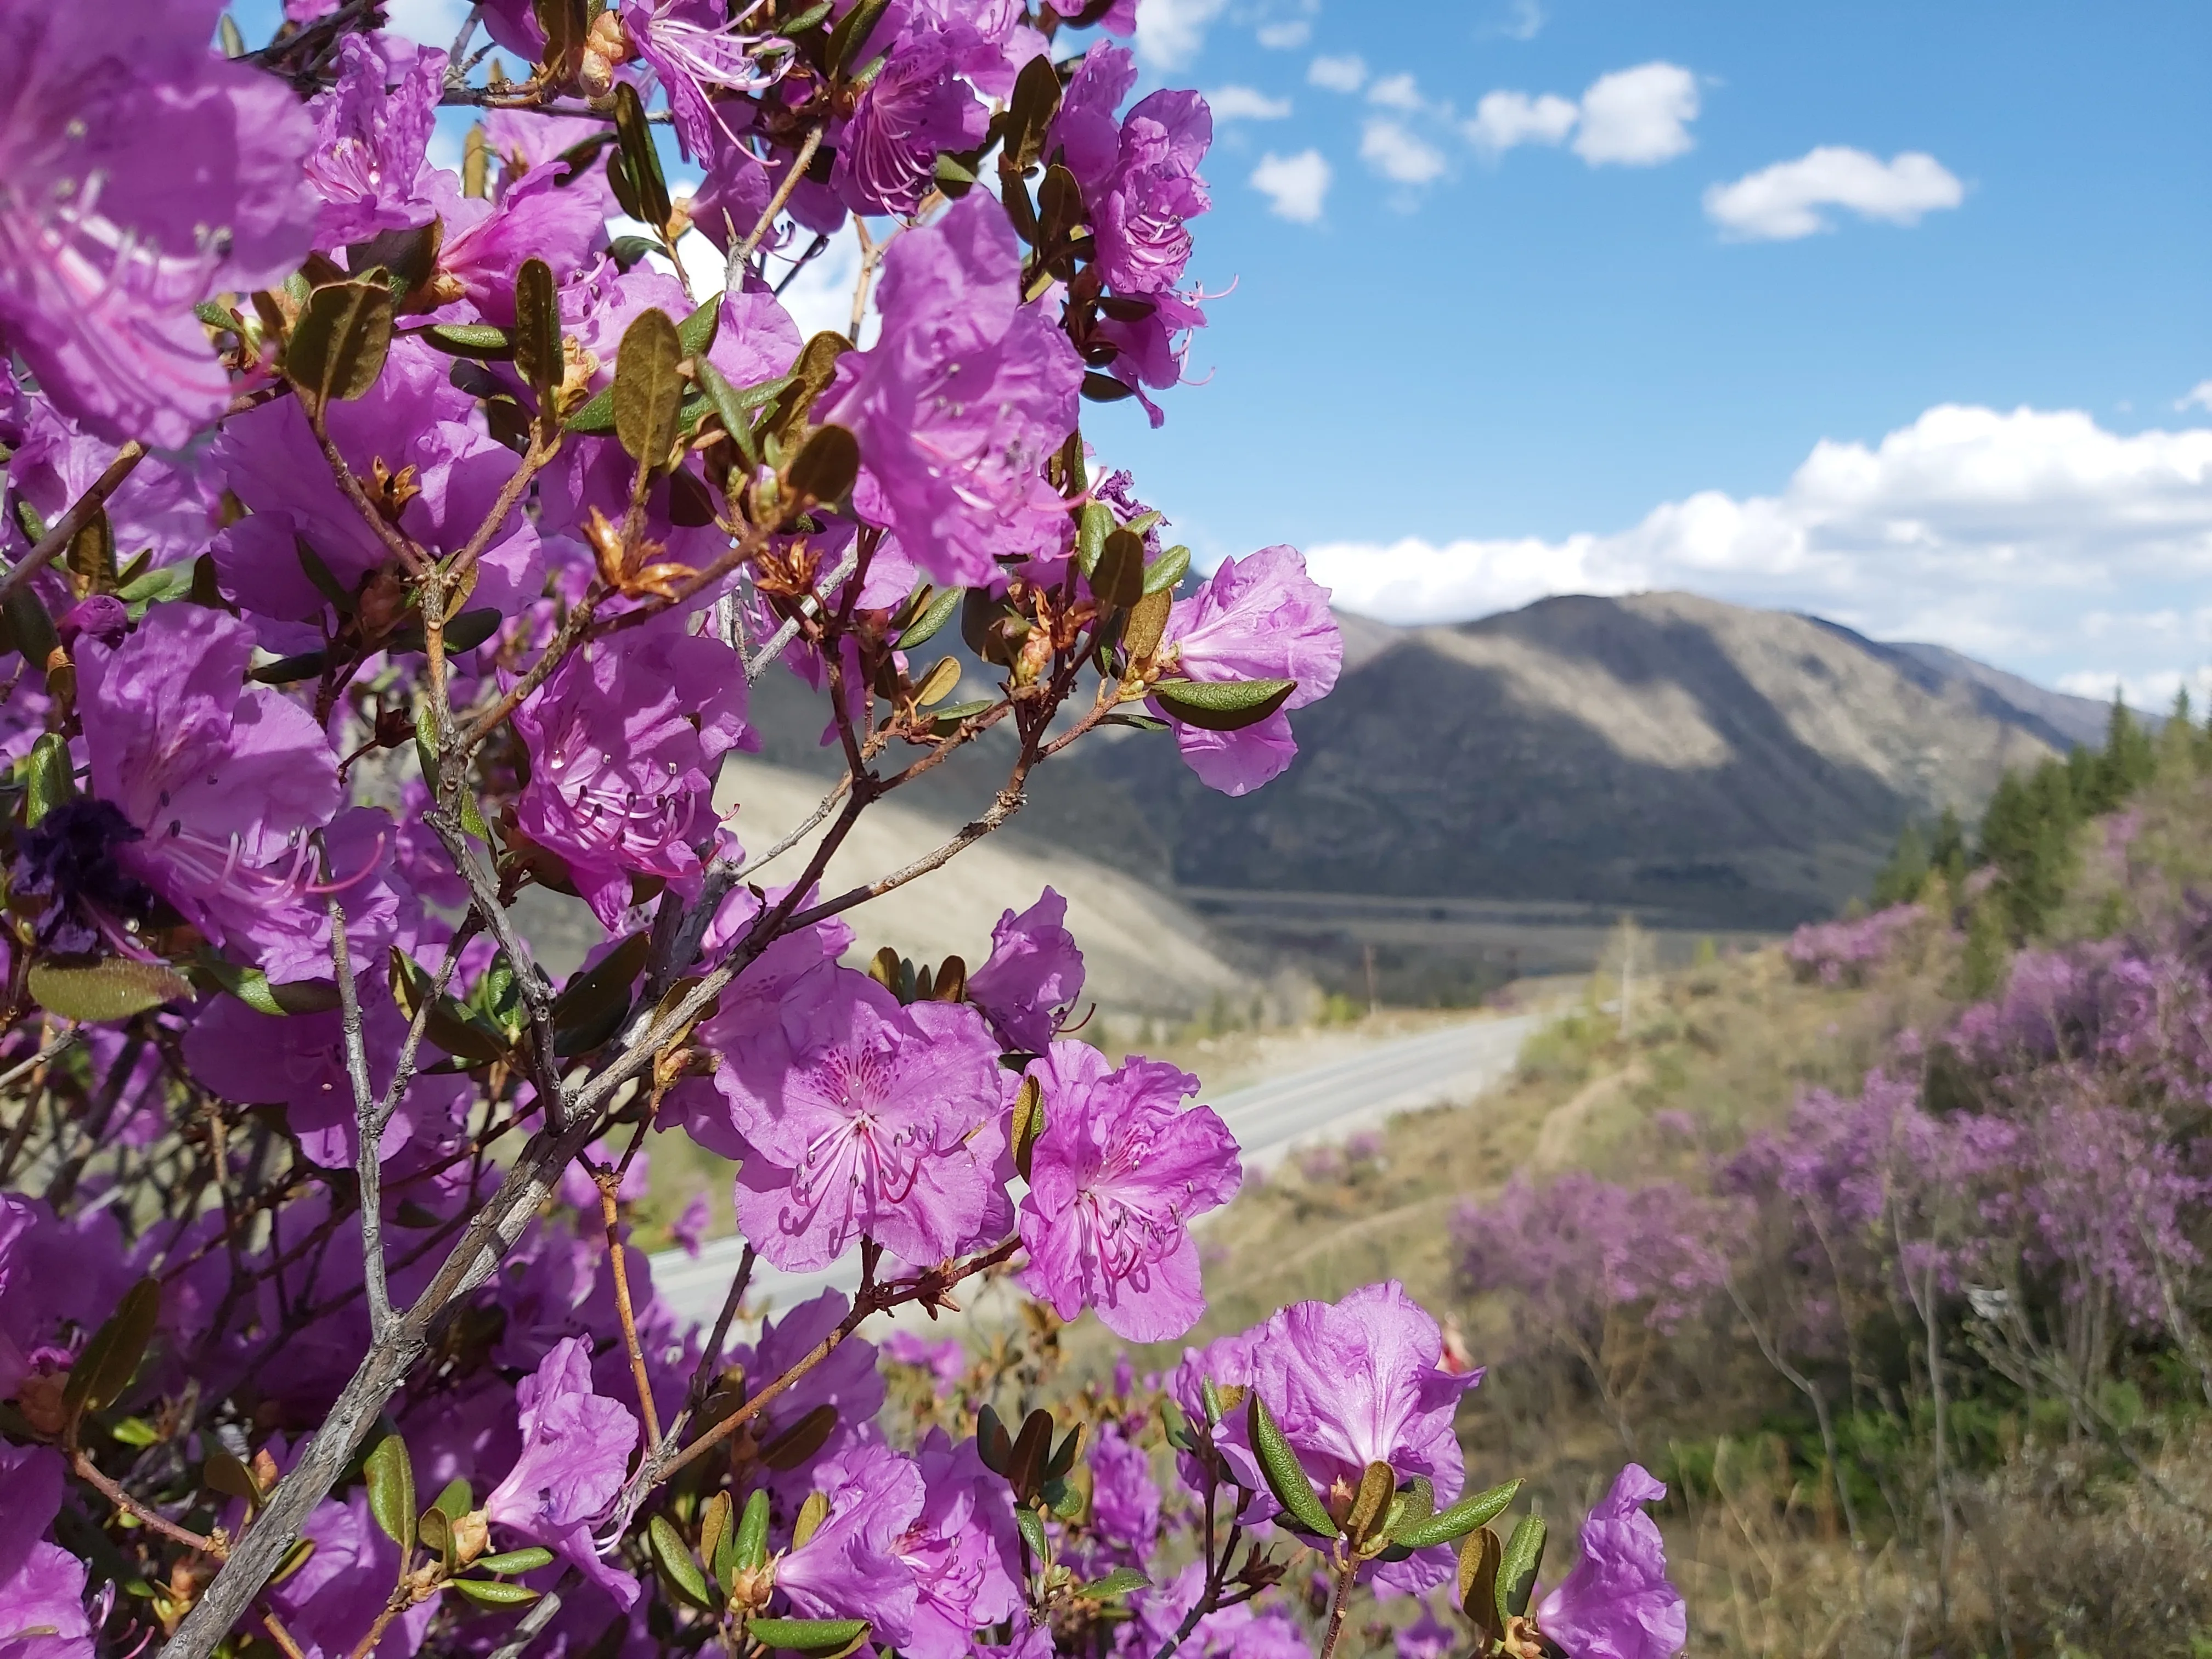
[{"x1": 1059, "y1": 591, "x2": 2123, "y2": 929}]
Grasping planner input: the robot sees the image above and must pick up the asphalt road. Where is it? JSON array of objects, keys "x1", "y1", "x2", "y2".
[{"x1": 647, "y1": 1013, "x2": 1539, "y2": 1329}]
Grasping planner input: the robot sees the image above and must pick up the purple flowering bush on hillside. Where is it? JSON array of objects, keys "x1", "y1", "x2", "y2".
[{"x1": 0, "y1": 8, "x2": 1679, "y2": 1659}]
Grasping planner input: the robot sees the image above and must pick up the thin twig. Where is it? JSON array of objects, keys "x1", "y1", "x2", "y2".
[
  {"x1": 71, "y1": 1449, "x2": 228, "y2": 1560},
  {"x1": 730, "y1": 126, "x2": 825, "y2": 280},
  {"x1": 743, "y1": 544, "x2": 859, "y2": 679},
  {"x1": 326, "y1": 895, "x2": 392, "y2": 1337},
  {"x1": 595, "y1": 1164, "x2": 664, "y2": 1447},
  {"x1": 0, "y1": 442, "x2": 147, "y2": 602},
  {"x1": 0, "y1": 1026, "x2": 81, "y2": 1093},
  {"x1": 484, "y1": 1572, "x2": 570, "y2": 1659}
]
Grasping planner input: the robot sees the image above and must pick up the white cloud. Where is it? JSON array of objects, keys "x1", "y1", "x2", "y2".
[
  {"x1": 1498, "y1": 0, "x2": 1545, "y2": 40},
  {"x1": 2177, "y1": 380, "x2": 2212, "y2": 414},
  {"x1": 1250, "y1": 149, "x2": 1333, "y2": 222},
  {"x1": 1304, "y1": 404, "x2": 2212, "y2": 688},
  {"x1": 383, "y1": 0, "x2": 470, "y2": 45},
  {"x1": 1366, "y1": 72, "x2": 1424, "y2": 111},
  {"x1": 1257, "y1": 19, "x2": 1312, "y2": 48},
  {"x1": 1206, "y1": 85, "x2": 1294, "y2": 121},
  {"x1": 1360, "y1": 118, "x2": 1449, "y2": 185},
  {"x1": 1703, "y1": 147, "x2": 1965, "y2": 240},
  {"x1": 1466, "y1": 89, "x2": 1578, "y2": 155},
  {"x1": 1136, "y1": 0, "x2": 1231, "y2": 69},
  {"x1": 664, "y1": 221, "x2": 876, "y2": 346},
  {"x1": 1571, "y1": 61, "x2": 1700, "y2": 166},
  {"x1": 1307, "y1": 53, "x2": 1368, "y2": 93}
]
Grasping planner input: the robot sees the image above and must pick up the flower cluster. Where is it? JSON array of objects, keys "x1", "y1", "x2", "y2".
[{"x1": 1782, "y1": 901, "x2": 1927, "y2": 986}]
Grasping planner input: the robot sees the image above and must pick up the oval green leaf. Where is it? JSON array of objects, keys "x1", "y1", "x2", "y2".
[
  {"x1": 1149, "y1": 676, "x2": 1298, "y2": 732},
  {"x1": 611, "y1": 307, "x2": 684, "y2": 468},
  {"x1": 1246, "y1": 1392, "x2": 1336, "y2": 1538},
  {"x1": 30, "y1": 960, "x2": 192, "y2": 1024},
  {"x1": 365, "y1": 1434, "x2": 417, "y2": 1556}
]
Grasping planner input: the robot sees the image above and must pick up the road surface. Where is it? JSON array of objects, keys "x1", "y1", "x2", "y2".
[{"x1": 647, "y1": 1012, "x2": 1538, "y2": 1329}]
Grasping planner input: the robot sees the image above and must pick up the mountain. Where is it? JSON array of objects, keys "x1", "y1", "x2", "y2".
[{"x1": 1056, "y1": 591, "x2": 2122, "y2": 930}]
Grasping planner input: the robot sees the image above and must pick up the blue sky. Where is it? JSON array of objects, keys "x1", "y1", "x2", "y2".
[
  {"x1": 1068, "y1": 0, "x2": 2212, "y2": 703},
  {"x1": 294, "y1": 0, "x2": 2212, "y2": 700}
]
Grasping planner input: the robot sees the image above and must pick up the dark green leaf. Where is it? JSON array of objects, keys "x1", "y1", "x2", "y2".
[
  {"x1": 1075, "y1": 501, "x2": 1112, "y2": 575},
  {"x1": 1091, "y1": 528, "x2": 1144, "y2": 609},
  {"x1": 612, "y1": 307, "x2": 684, "y2": 468},
  {"x1": 1003, "y1": 54, "x2": 1063, "y2": 174},
  {"x1": 30, "y1": 961, "x2": 192, "y2": 1024},
  {"x1": 1007, "y1": 1407, "x2": 1054, "y2": 1500},
  {"x1": 433, "y1": 1478, "x2": 473, "y2": 1520},
  {"x1": 63, "y1": 1278, "x2": 160, "y2": 1422},
  {"x1": 649, "y1": 1515, "x2": 713, "y2": 1609},
  {"x1": 759, "y1": 1403, "x2": 839, "y2": 1471},
  {"x1": 1459, "y1": 1527, "x2": 1503, "y2": 1646},
  {"x1": 1383, "y1": 1476, "x2": 1434, "y2": 1545},
  {"x1": 1142, "y1": 543, "x2": 1190, "y2": 596},
  {"x1": 1496, "y1": 1514, "x2": 1547, "y2": 1622},
  {"x1": 1246, "y1": 1392, "x2": 1335, "y2": 1538},
  {"x1": 387, "y1": 607, "x2": 503, "y2": 658},
  {"x1": 747, "y1": 1618, "x2": 871, "y2": 1655},
  {"x1": 612, "y1": 82, "x2": 673, "y2": 232},
  {"x1": 193, "y1": 956, "x2": 343, "y2": 1017},
  {"x1": 897, "y1": 584, "x2": 962, "y2": 649},
  {"x1": 1037, "y1": 163, "x2": 1085, "y2": 246},
  {"x1": 762, "y1": 331, "x2": 853, "y2": 452},
  {"x1": 295, "y1": 535, "x2": 354, "y2": 616},
  {"x1": 2, "y1": 588, "x2": 58, "y2": 673},
  {"x1": 606, "y1": 233, "x2": 659, "y2": 270},
  {"x1": 249, "y1": 648, "x2": 329, "y2": 686},
  {"x1": 1010, "y1": 1075, "x2": 1045, "y2": 1183},
  {"x1": 203, "y1": 1448, "x2": 261, "y2": 1506},
  {"x1": 1014, "y1": 1505, "x2": 1049, "y2": 1566},
  {"x1": 25, "y1": 732, "x2": 73, "y2": 826},
  {"x1": 779, "y1": 0, "x2": 834, "y2": 31},
  {"x1": 785, "y1": 424, "x2": 859, "y2": 510},
  {"x1": 563, "y1": 385, "x2": 617, "y2": 435},
  {"x1": 422, "y1": 324, "x2": 516, "y2": 360},
  {"x1": 1077, "y1": 1567, "x2": 1149, "y2": 1600},
  {"x1": 476, "y1": 1547, "x2": 556, "y2": 1576},
  {"x1": 928, "y1": 698, "x2": 996, "y2": 734},
  {"x1": 1392, "y1": 1478, "x2": 1521, "y2": 1550},
  {"x1": 1047, "y1": 1422, "x2": 1085, "y2": 1481},
  {"x1": 698, "y1": 1492, "x2": 733, "y2": 1582},
  {"x1": 551, "y1": 930, "x2": 648, "y2": 1053},
  {"x1": 677, "y1": 292, "x2": 723, "y2": 360},
  {"x1": 976, "y1": 1405, "x2": 1013, "y2": 1475},
  {"x1": 287, "y1": 278, "x2": 394, "y2": 408},
  {"x1": 449, "y1": 1578, "x2": 541, "y2": 1607},
  {"x1": 825, "y1": 0, "x2": 891, "y2": 72},
  {"x1": 1148, "y1": 676, "x2": 1297, "y2": 732},
  {"x1": 1080, "y1": 373, "x2": 1136, "y2": 404},
  {"x1": 348, "y1": 224, "x2": 442, "y2": 303},
  {"x1": 514, "y1": 258, "x2": 561, "y2": 413},
  {"x1": 390, "y1": 947, "x2": 511, "y2": 1064},
  {"x1": 365, "y1": 1435, "x2": 417, "y2": 1556},
  {"x1": 735, "y1": 1487, "x2": 772, "y2": 1575}
]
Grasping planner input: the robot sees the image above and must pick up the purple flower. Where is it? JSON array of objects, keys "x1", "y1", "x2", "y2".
[
  {"x1": 214, "y1": 338, "x2": 544, "y2": 645},
  {"x1": 70, "y1": 606, "x2": 341, "y2": 978},
  {"x1": 267, "y1": 1493, "x2": 436, "y2": 1659},
  {"x1": 775, "y1": 1443, "x2": 926, "y2": 1641},
  {"x1": 727, "y1": 1290, "x2": 887, "y2": 1499},
  {"x1": 1229, "y1": 1282, "x2": 1483, "y2": 1594},
  {"x1": 830, "y1": 24, "x2": 988, "y2": 217},
  {"x1": 1534, "y1": 1464, "x2": 1686, "y2": 1659},
  {"x1": 1150, "y1": 546, "x2": 1341, "y2": 797},
  {"x1": 882, "y1": 1329, "x2": 967, "y2": 1392},
  {"x1": 484, "y1": 1336, "x2": 643, "y2": 1609},
  {"x1": 1394, "y1": 1605, "x2": 1457, "y2": 1659},
  {"x1": 1087, "y1": 1418, "x2": 1161, "y2": 1561},
  {"x1": 0, "y1": 1445, "x2": 91, "y2": 1659},
  {"x1": 673, "y1": 1192, "x2": 712, "y2": 1256},
  {"x1": 183, "y1": 975, "x2": 467, "y2": 1169},
  {"x1": 438, "y1": 167, "x2": 613, "y2": 326},
  {"x1": 894, "y1": 1430, "x2": 1024, "y2": 1659},
  {"x1": 302, "y1": 35, "x2": 454, "y2": 250},
  {"x1": 0, "y1": 0, "x2": 317, "y2": 446},
  {"x1": 1089, "y1": 88, "x2": 1211, "y2": 297},
  {"x1": 1, "y1": 1194, "x2": 134, "y2": 1403},
  {"x1": 817, "y1": 194, "x2": 1082, "y2": 588},
  {"x1": 512, "y1": 619, "x2": 752, "y2": 928},
  {"x1": 619, "y1": 0, "x2": 786, "y2": 161},
  {"x1": 721, "y1": 966, "x2": 1012, "y2": 1272},
  {"x1": 967, "y1": 887, "x2": 1085, "y2": 1052},
  {"x1": 1017, "y1": 1041, "x2": 1240, "y2": 1341}
]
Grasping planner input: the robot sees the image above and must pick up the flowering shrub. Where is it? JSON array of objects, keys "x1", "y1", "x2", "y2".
[
  {"x1": 1781, "y1": 902, "x2": 1925, "y2": 987},
  {"x1": 0, "y1": 7, "x2": 1672, "y2": 1659}
]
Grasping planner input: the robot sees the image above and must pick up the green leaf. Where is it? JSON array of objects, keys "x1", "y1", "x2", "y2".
[
  {"x1": 1076, "y1": 1567, "x2": 1149, "y2": 1600},
  {"x1": 272, "y1": 1535, "x2": 319, "y2": 1588},
  {"x1": 792, "y1": 1492, "x2": 831, "y2": 1550},
  {"x1": 433, "y1": 1478, "x2": 473, "y2": 1520},
  {"x1": 1392, "y1": 1478, "x2": 1522, "y2": 1550},
  {"x1": 448, "y1": 1578, "x2": 541, "y2": 1607},
  {"x1": 1160, "y1": 1399, "x2": 1197, "y2": 1453},
  {"x1": 762, "y1": 331, "x2": 853, "y2": 452},
  {"x1": 418, "y1": 1504, "x2": 455, "y2": 1568},
  {"x1": 735, "y1": 1487, "x2": 772, "y2": 1575},
  {"x1": 825, "y1": 0, "x2": 890, "y2": 72},
  {"x1": 897, "y1": 584, "x2": 962, "y2": 650},
  {"x1": 1002, "y1": 53, "x2": 1063, "y2": 174},
  {"x1": 514, "y1": 257, "x2": 562, "y2": 415},
  {"x1": 248, "y1": 649, "x2": 329, "y2": 686},
  {"x1": 1046, "y1": 1423, "x2": 1085, "y2": 1481},
  {"x1": 193, "y1": 956, "x2": 343, "y2": 1017},
  {"x1": 203, "y1": 1448, "x2": 261, "y2": 1506},
  {"x1": 1383, "y1": 1477, "x2": 1434, "y2": 1544},
  {"x1": 759, "y1": 1403, "x2": 839, "y2": 1471},
  {"x1": 1246, "y1": 1392, "x2": 1336, "y2": 1538},
  {"x1": 29, "y1": 960, "x2": 192, "y2": 1024},
  {"x1": 3, "y1": 588, "x2": 58, "y2": 674},
  {"x1": 1076, "y1": 501, "x2": 1113, "y2": 575},
  {"x1": 286, "y1": 277, "x2": 394, "y2": 408},
  {"x1": 563, "y1": 384, "x2": 618, "y2": 435},
  {"x1": 976, "y1": 1406, "x2": 1013, "y2": 1475},
  {"x1": 1495, "y1": 1514, "x2": 1547, "y2": 1623},
  {"x1": 387, "y1": 606, "x2": 503, "y2": 657},
  {"x1": 1346, "y1": 1460, "x2": 1395, "y2": 1551},
  {"x1": 1080, "y1": 373, "x2": 1137, "y2": 404},
  {"x1": 295, "y1": 536, "x2": 355, "y2": 616},
  {"x1": 551, "y1": 930, "x2": 648, "y2": 1054},
  {"x1": 648, "y1": 1515, "x2": 714, "y2": 1610},
  {"x1": 1007, "y1": 1407, "x2": 1054, "y2": 1501},
  {"x1": 698, "y1": 1491, "x2": 733, "y2": 1583},
  {"x1": 1149, "y1": 676, "x2": 1297, "y2": 732},
  {"x1": 611, "y1": 82, "x2": 673, "y2": 232},
  {"x1": 1091, "y1": 528, "x2": 1144, "y2": 610},
  {"x1": 612, "y1": 307, "x2": 685, "y2": 469},
  {"x1": 422, "y1": 324, "x2": 516, "y2": 361},
  {"x1": 693, "y1": 359, "x2": 761, "y2": 469},
  {"x1": 747, "y1": 1618, "x2": 871, "y2": 1655},
  {"x1": 68, "y1": 506, "x2": 116, "y2": 596},
  {"x1": 1010, "y1": 1074, "x2": 1045, "y2": 1183},
  {"x1": 784, "y1": 424, "x2": 859, "y2": 510},
  {"x1": 476, "y1": 1547, "x2": 556, "y2": 1576},
  {"x1": 1143, "y1": 543, "x2": 1190, "y2": 596},
  {"x1": 928, "y1": 698, "x2": 996, "y2": 734},
  {"x1": 63, "y1": 1278, "x2": 161, "y2": 1422},
  {"x1": 25, "y1": 732, "x2": 73, "y2": 826},
  {"x1": 365, "y1": 1434, "x2": 417, "y2": 1556},
  {"x1": 1014, "y1": 1505, "x2": 1049, "y2": 1566},
  {"x1": 778, "y1": 0, "x2": 834, "y2": 31},
  {"x1": 677, "y1": 292, "x2": 723, "y2": 359},
  {"x1": 390, "y1": 947, "x2": 512, "y2": 1064}
]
